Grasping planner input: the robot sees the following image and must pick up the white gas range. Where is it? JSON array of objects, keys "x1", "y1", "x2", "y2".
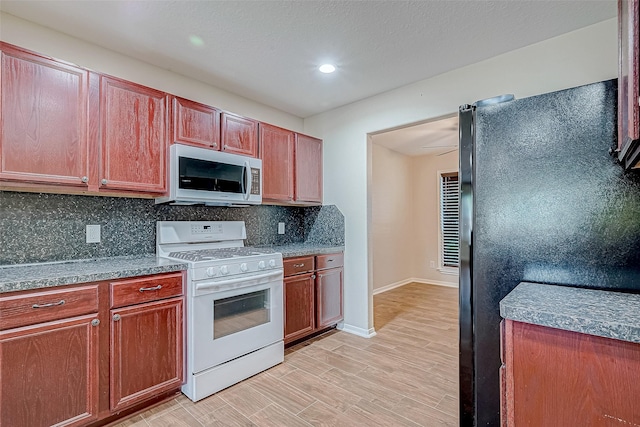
[{"x1": 156, "y1": 221, "x2": 284, "y2": 402}]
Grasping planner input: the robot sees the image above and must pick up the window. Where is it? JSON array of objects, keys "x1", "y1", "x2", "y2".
[{"x1": 440, "y1": 172, "x2": 459, "y2": 269}]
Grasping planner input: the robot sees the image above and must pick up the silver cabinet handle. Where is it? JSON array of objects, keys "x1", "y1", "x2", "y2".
[
  {"x1": 32, "y1": 300, "x2": 65, "y2": 309},
  {"x1": 101, "y1": 179, "x2": 108, "y2": 185},
  {"x1": 327, "y1": 259, "x2": 334, "y2": 262},
  {"x1": 113, "y1": 314, "x2": 121, "y2": 321},
  {"x1": 139, "y1": 285, "x2": 162, "y2": 292},
  {"x1": 311, "y1": 275, "x2": 316, "y2": 279},
  {"x1": 91, "y1": 319, "x2": 100, "y2": 326},
  {"x1": 293, "y1": 263, "x2": 305, "y2": 268},
  {"x1": 81, "y1": 176, "x2": 89, "y2": 183}
]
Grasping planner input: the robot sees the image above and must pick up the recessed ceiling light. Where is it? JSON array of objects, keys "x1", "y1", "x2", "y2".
[
  {"x1": 189, "y1": 35, "x2": 205, "y2": 47},
  {"x1": 319, "y1": 64, "x2": 336, "y2": 74}
]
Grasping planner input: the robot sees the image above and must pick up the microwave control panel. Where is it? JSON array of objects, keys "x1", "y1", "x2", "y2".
[{"x1": 251, "y1": 168, "x2": 261, "y2": 195}]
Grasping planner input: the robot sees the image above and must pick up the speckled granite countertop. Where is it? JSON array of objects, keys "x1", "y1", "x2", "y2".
[
  {"x1": 0, "y1": 255, "x2": 188, "y2": 294},
  {"x1": 256, "y1": 243, "x2": 344, "y2": 258},
  {"x1": 500, "y1": 282, "x2": 640, "y2": 344}
]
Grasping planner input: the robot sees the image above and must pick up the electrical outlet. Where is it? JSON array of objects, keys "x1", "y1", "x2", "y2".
[
  {"x1": 278, "y1": 222, "x2": 285, "y2": 234},
  {"x1": 86, "y1": 225, "x2": 101, "y2": 243},
  {"x1": 430, "y1": 260, "x2": 436, "y2": 268}
]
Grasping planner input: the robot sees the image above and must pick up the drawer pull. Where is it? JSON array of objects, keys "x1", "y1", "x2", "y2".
[
  {"x1": 32, "y1": 300, "x2": 65, "y2": 309},
  {"x1": 327, "y1": 259, "x2": 334, "y2": 262},
  {"x1": 293, "y1": 263, "x2": 305, "y2": 268},
  {"x1": 139, "y1": 285, "x2": 162, "y2": 292}
]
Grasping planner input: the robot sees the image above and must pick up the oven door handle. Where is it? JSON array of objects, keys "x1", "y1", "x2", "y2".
[
  {"x1": 242, "y1": 161, "x2": 251, "y2": 201},
  {"x1": 195, "y1": 270, "x2": 282, "y2": 292}
]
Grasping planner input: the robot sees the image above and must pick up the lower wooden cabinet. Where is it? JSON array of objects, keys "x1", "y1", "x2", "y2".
[
  {"x1": 0, "y1": 271, "x2": 185, "y2": 427},
  {"x1": 110, "y1": 297, "x2": 183, "y2": 412},
  {"x1": 0, "y1": 314, "x2": 100, "y2": 427},
  {"x1": 501, "y1": 319, "x2": 640, "y2": 426},
  {"x1": 284, "y1": 253, "x2": 343, "y2": 345}
]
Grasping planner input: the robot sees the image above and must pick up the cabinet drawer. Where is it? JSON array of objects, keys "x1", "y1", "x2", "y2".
[
  {"x1": 111, "y1": 273, "x2": 184, "y2": 309},
  {"x1": 0, "y1": 284, "x2": 99, "y2": 330},
  {"x1": 316, "y1": 253, "x2": 344, "y2": 270},
  {"x1": 284, "y1": 256, "x2": 315, "y2": 277}
]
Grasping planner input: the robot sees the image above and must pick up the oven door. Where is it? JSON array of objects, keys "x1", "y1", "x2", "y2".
[{"x1": 191, "y1": 269, "x2": 283, "y2": 373}]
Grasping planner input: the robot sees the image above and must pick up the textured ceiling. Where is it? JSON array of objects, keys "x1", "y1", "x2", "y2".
[
  {"x1": 0, "y1": 1, "x2": 616, "y2": 118},
  {"x1": 372, "y1": 115, "x2": 459, "y2": 157}
]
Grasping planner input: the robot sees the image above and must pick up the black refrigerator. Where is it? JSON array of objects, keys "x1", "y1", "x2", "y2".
[{"x1": 458, "y1": 79, "x2": 640, "y2": 426}]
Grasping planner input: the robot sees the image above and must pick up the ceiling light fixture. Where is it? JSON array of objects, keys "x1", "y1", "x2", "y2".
[{"x1": 319, "y1": 64, "x2": 336, "y2": 74}]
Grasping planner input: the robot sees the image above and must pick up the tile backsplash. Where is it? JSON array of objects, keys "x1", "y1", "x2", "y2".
[{"x1": 0, "y1": 191, "x2": 344, "y2": 265}]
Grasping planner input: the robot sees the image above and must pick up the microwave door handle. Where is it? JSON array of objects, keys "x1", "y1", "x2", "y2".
[{"x1": 243, "y1": 161, "x2": 251, "y2": 201}]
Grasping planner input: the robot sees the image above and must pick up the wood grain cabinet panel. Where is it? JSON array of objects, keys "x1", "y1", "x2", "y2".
[
  {"x1": 172, "y1": 96, "x2": 220, "y2": 149},
  {"x1": 100, "y1": 76, "x2": 168, "y2": 193},
  {"x1": 0, "y1": 44, "x2": 90, "y2": 187},
  {"x1": 221, "y1": 112, "x2": 258, "y2": 158},
  {"x1": 316, "y1": 267, "x2": 343, "y2": 329},
  {"x1": 259, "y1": 123, "x2": 294, "y2": 202},
  {"x1": 110, "y1": 297, "x2": 183, "y2": 412},
  {"x1": 294, "y1": 133, "x2": 322, "y2": 204},
  {"x1": 503, "y1": 320, "x2": 640, "y2": 426},
  {"x1": 0, "y1": 314, "x2": 100, "y2": 427},
  {"x1": 284, "y1": 273, "x2": 315, "y2": 344}
]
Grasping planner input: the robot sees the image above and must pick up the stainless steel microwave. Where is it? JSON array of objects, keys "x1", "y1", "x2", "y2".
[{"x1": 156, "y1": 144, "x2": 262, "y2": 206}]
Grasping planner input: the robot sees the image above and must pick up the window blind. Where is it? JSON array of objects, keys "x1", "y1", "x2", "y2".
[{"x1": 440, "y1": 173, "x2": 459, "y2": 268}]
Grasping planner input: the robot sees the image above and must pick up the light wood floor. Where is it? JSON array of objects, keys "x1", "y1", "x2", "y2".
[{"x1": 115, "y1": 283, "x2": 459, "y2": 427}]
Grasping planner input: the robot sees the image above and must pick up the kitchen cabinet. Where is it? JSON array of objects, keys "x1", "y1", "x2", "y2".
[
  {"x1": 0, "y1": 272, "x2": 185, "y2": 427},
  {"x1": 284, "y1": 256, "x2": 315, "y2": 344},
  {"x1": 99, "y1": 75, "x2": 168, "y2": 193},
  {"x1": 500, "y1": 319, "x2": 640, "y2": 426},
  {"x1": 0, "y1": 43, "x2": 91, "y2": 188},
  {"x1": 0, "y1": 285, "x2": 100, "y2": 427},
  {"x1": 295, "y1": 133, "x2": 323, "y2": 204},
  {"x1": 221, "y1": 112, "x2": 258, "y2": 158},
  {"x1": 109, "y1": 273, "x2": 184, "y2": 412},
  {"x1": 259, "y1": 123, "x2": 295, "y2": 202},
  {"x1": 259, "y1": 122, "x2": 323, "y2": 206},
  {"x1": 283, "y1": 253, "x2": 343, "y2": 345},
  {"x1": 172, "y1": 96, "x2": 220, "y2": 149},
  {"x1": 617, "y1": 0, "x2": 640, "y2": 169}
]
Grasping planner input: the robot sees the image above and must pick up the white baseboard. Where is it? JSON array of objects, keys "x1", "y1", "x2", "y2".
[
  {"x1": 373, "y1": 277, "x2": 458, "y2": 295},
  {"x1": 338, "y1": 323, "x2": 377, "y2": 338}
]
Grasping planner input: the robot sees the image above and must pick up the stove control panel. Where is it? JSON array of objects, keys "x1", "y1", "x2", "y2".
[
  {"x1": 191, "y1": 256, "x2": 283, "y2": 281},
  {"x1": 191, "y1": 223, "x2": 223, "y2": 235}
]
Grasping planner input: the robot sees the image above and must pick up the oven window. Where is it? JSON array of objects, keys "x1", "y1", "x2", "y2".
[
  {"x1": 213, "y1": 289, "x2": 270, "y2": 339},
  {"x1": 179, "y1": 156, "x2": 244, "y2": 193}
]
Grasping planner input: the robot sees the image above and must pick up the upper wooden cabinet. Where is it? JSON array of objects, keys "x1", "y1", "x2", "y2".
[
  {"x1": 172, "y1": 96, "x2": 220, "y2": 149},
  {"x1": 259, "y1": 123, "x2": 295, "y2": 202},
  {"x1": 99, "y1": 76, "x2": 168, "y2": 193},
  {"x1": 295, "y1": 133, "x2": 323, "y2": 204},
  {"x1": 618, "y1": 0, "x2": 640, "y2": 169},
  {"x1": 221, "y1": 112, "x2": 258, "y2": 157},
  {"x1": 0, "y1": 44, "x2": 90, "y2": 187}
]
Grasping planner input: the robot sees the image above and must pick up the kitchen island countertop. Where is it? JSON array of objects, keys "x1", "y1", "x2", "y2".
[
  {"x1": 500, "y1": 282, "x2": 640, "y2": 344},
  {"x1": 255, "y1": 243, "x2": 344, "y2": 258},
  {"x1": 0, "y1": 255, "x2": 188, "y2": 294}
]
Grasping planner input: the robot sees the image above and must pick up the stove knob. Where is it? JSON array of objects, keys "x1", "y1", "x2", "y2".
[
  {"x1": 258, "y1": 260, "x2": 266, "y2": 270},
  {"x1": 240, "y1": 263, "x2": 248, "y2": 272},
  {"x1": 206, "y1": 267, "x2": 216, "y2": 277},
  {"x1": 268, "y1": 259, "x2": 276, "y2": 268},
  {"x1": 220, "y1": 265, "x2": 229, "y2": 275}
]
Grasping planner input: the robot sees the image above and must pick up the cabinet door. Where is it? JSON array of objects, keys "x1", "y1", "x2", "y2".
[
  {"x1": 0, "y1": 314, "x2": 100, "y2": 427},
  {"x1": 295, "y1": 134, "x2": 322, "y2": 204},
  {"x1": 100, "y1": 76, "x2": 167, "y2": 193},
  {"x1": 284, "y1": 273, "x2": 315, "y2": 344},
  {"x1": 316, "y1": 267, "x2": 343, "y2": 328},
  {"x1": 259, "y1": 123, "x2": 294, "y2": 202},
  {"x1": 110, "y1": 297, "x2": 183, "y2": 412},
  {"x1": 0, "y1": 45, "x2": 90, "y2": 187},
  {"x1": 172, "y1": 96, "x2": 220, "y2": 149},
  {"x1": 221, "y1": 112, "x2": 258, "y2": 157}
]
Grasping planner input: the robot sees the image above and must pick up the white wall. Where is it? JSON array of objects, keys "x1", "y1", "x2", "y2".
[
  {"x1": 0, "y1": 12, "x2": 303, "y2": 131},
  {"x1": 305, "y1": 19, "x2": 617, "y2": 337},
  {"x1": 370, "y1": 143, "x2": 415, "y2": 291},
  {"x1": 412, "y1": 150, "x2": 459, "y2": 286}
]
